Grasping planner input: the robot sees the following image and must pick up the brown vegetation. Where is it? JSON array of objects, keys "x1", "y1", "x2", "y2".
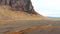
[{"x1": 0, "y1": 6, "x2": 45, "y2": 20}]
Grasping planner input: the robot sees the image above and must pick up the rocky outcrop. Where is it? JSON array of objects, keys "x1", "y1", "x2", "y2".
[{"x1": 0, "y1": 0, "x2": 38, "y2": 14}]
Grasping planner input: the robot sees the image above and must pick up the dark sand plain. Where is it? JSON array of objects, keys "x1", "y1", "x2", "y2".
[{"x1": 0, "y1": 19, "x2": 60, "y2": 34}]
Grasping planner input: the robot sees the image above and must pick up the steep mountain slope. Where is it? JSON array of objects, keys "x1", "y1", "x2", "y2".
[
  {"x1": 0, "y1": 0, "x2": 45, "y2": 20},
  {"x1": 0, "y1": 6, "x2": 44, "y2": 20}
]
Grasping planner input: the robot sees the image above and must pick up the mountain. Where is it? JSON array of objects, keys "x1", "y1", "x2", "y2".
[{"x1": 0, "y1": 0, "x2": 45, "y2": 20}]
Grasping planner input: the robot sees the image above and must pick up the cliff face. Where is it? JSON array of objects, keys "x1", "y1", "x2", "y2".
[
  {"x1": 0, "y1": 0, "x2": 38, "y2": 14},
  {"x1": 0, "y1": 0, "x2": 45, "y2": 20}
]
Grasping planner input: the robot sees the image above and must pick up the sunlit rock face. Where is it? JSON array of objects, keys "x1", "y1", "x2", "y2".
[{"x1": 0, "y1": 0, "x2": 38, "y2": 14}]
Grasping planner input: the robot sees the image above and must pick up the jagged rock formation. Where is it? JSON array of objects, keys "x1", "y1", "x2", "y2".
[{"x1": 0, "y1": 0, "x2": 38, "y2": 14}]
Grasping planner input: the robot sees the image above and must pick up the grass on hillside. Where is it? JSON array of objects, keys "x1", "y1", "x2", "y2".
[{"x1": 0, "y1": 6, "x2": 45, "y2": 20}]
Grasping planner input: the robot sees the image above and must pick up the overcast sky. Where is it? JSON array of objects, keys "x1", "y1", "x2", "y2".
[{"x1": 31, "y1": 0, "x2": 60, "y2": 17}]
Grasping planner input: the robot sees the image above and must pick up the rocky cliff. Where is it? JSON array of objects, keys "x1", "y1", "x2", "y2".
[
  {"x1": 0, "y1": 0, "x2": 45, "y2": 20},
  {"x1": 0, "y1": 0, "x2": 38, "y2": 14}
]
